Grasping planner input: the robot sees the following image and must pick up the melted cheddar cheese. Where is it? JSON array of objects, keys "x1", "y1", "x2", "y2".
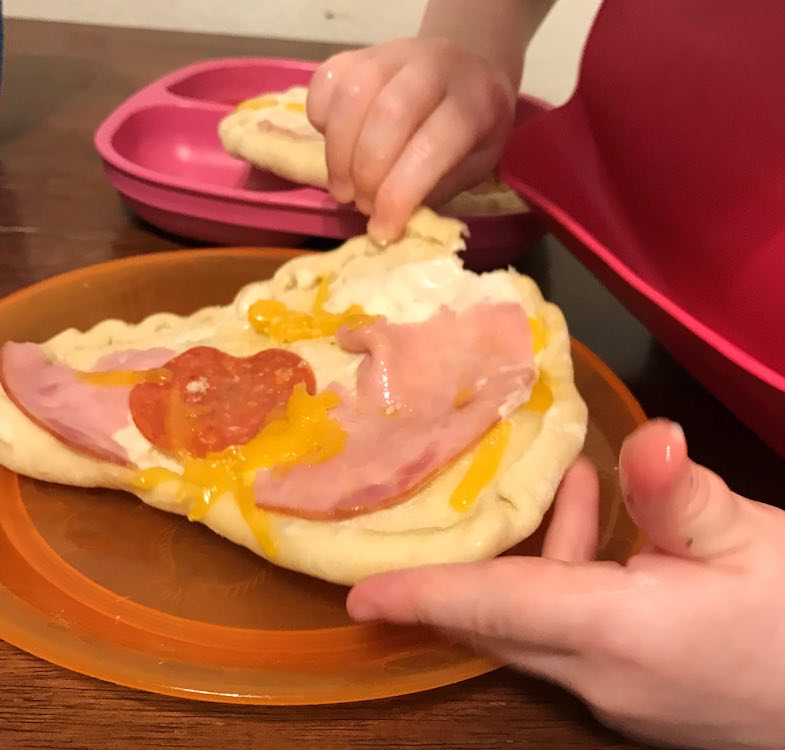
[
  {"x1": 449, "y1": 420, "x2": 512, "y2": 512},
  {"x1": 248, "y1": 276, "x2": 377, "y2": 342},
  {"x1": 78, "y1": 368, "x2": 171, "y2": 386},
  {"x1": 236, "y1": 95, "x2": 278, "y2": 111},
  {"x1": 235, "y1": 97, "x2": 307, "y2": 114},
  {"x1": 133, "y1": 384, "x2": 346, "y2": 556},
  {"x1": 526, "y1": 372, "x2": 553, "y2": 413},
  {"x1": 525, "y1": 315, "x2": 552, "y2": 412},
  {"x1": 528, "y1": 316, "x2": 547, "y2": 354}
]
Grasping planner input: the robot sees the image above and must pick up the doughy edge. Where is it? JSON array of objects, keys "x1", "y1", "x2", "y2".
[
  {"x1": 439, "y1": 182, "x2": 527, "y2": 216},
  {"x1": 0, "y1": 212, "x2": 586, "y2": 586},
  {"x1": 219, "y1": 108, "x2": 329, "y2": 188}
]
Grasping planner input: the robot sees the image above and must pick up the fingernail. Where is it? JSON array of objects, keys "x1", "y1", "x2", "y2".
[
  {"x1": 346, "y1": 592, "x2": 379, "y2": 622},
  {"x1": 367, "y1": 218, "x2": 394, "y2": 245},
  {"x1": 329, "y1": 179, "x2": 353, "y2": 204},
  {"x1": 665, "y1": 421, "x2": 686, "y2": 463},
  {"x1": 349, "y1": 604, "x2": 377, "y2": 622},
  {"x1": 620, "y1": 419, "x2": 687, "y2": 518}
]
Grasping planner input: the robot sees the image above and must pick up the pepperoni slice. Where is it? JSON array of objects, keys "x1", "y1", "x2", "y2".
[{"x1": 129, "y1": 346, "x2": 316, "y2": 458}]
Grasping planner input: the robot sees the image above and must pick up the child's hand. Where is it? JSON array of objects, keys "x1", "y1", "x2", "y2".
[
  {"x1": 307, "y1": 38, "x2": 517, "y2": 242},
  {"x1": 348, "y1": 421, "x2": 785, "y2": 750}
]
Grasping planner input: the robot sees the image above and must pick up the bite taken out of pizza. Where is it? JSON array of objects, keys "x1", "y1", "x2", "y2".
[
  {"x1": 218, "y1": 86, "x2": 527, "y2": 217},
  {"x1": 0, "y1": 209, "x2": 586, "y2": 586}
]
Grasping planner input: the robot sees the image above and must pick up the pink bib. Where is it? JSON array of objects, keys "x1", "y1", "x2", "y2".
[{"x1": 502, "y1": 0, "x2": 785, "y2": 457}]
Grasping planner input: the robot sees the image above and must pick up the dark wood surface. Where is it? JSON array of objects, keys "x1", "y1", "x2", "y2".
[{"x1": 0, "y1": 17, "x2": 782, "y2": 750}]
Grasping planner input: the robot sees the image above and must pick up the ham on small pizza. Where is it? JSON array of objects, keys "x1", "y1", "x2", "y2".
[
  {"x1": 0, "y1": 210, "x2": 586, "y2": 585},
  {"x1": 218, "y1": 86, "x2": 527, "y2": 217}
]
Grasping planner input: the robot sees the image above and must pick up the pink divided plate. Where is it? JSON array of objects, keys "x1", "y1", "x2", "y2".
[
  {"x1": 500, "y1": 1, "x2": 785, "y2": 458},
  {"x1": 94, "y1": 58, "x2": 546, "y2": 270}
]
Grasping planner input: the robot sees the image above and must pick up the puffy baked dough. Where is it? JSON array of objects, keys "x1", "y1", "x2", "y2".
[
  {"x1": 219, "y1": 86, "x2": 329, "y2": 190},
  {"x1": 218, "y1": 86, "x2": 527, "y2": 217},
  {"x1": 0, "y1": 209, "x2": 587, "y2": 585}
]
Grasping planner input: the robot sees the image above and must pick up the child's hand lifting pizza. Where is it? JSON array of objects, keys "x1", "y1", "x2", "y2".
[{"x1": 306, "y1": 0, "x2": 552, "y2": 242}]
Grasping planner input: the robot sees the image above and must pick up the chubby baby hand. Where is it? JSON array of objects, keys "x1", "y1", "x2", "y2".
[{"x1": 307, "y1": 38, "x2": 516, "y2": 242}]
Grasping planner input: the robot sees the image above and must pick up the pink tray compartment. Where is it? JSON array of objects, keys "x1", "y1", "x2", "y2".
[
  {"x1": 110, "y1": 105, "x2": 255, "y2": 187},
  {"x1": 166, "y1": 60, "x2": 314, "y2": 105},
  {"x1": 95, "y1": 58, "x2": 547, "y2": 269}
]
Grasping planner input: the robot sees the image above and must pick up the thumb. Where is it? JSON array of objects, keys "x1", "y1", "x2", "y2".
[{"x1": 619, "y1": 419, "x2": 755, "y2": 560}]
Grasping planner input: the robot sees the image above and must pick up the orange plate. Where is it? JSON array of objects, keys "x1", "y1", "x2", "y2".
[{"x1": 0, "y1": 248, "x2": 645, "y2": 705}]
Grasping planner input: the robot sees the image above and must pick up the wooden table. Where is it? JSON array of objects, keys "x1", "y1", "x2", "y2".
[{"x1": 1, "y1": 18, "x2": 782, "y2": 750}]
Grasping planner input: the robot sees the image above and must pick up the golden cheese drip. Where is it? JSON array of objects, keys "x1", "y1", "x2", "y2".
[
  {"x1": 77, "y1": 368, "x2": 171, "y2": 386},
  {"x1": 526, "y1": 373, "x2": 553, "y2": 413},
  {"x1": 528, "y1": 315, "x2": 547, "y2": 354},
  {"x1": 236, "y1": 95, "x2": 278, "y2": 111},
  {"x1": 525, "y1": 315, "x2": 552, "y2": 411},
  {"x1": 133, "y1": 384, "x2": 346, "y2": 557},
  {"x1": 447, "y1": 311, "x2": 551, "y2": 513},
  {"x1": 248, "y1": 275, "x2": 377, "y2": 342},
  {"x1": 449, "y1": 420, "x2": 512, "y2": 512}
]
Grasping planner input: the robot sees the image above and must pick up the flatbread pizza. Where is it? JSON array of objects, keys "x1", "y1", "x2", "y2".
[
  {"x1": 218, "y1": 85, "x2": 527, "y2": 217},
  {"x1": 0, "y1": 210, "x2": 586, "y2": 586}
]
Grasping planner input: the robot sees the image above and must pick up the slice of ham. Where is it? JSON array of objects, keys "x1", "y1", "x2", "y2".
[
  {"x1": 0, "y1": 342, "x2": 173, "y2": 465},
  {"x1": 257, "y1": 121, "x2": 323, "y2": 142},
  {"x1": 252, "y1": 303, "x2": 535, "y2": 518}
]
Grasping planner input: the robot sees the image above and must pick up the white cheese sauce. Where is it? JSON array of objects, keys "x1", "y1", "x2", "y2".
[{"x1": 324, "y1": 256, "x2": 522, "y2": 323}]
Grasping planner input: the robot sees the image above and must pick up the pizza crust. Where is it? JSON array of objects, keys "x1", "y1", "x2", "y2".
[
  {"x1": 218, "y1": 86, "x2": 330, "y2": 190},
  {"x1": 0, "y1": 209, "x2": 586, "y2": 586},
  {"x1": 218, "y1": 86, "x2": 527, "y2": 217},
  {"x1": 438, "y1": 177, "x2": 527, "y2": 216}
]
